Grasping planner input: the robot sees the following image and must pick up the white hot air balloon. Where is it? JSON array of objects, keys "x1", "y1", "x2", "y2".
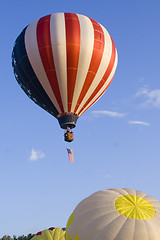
[{"x1": 66, "y1": 188, "x2": 160, "y2": 240}]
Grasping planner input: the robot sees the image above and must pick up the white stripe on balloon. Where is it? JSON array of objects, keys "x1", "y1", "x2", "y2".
[
  {"x1": 71, "y1": 14, "x2": 95, "y2": 112},
  {"x1": 25, "y1": 18, "x2": 61, "y2": 113},
  {"x1": 50, "y1": 13, "x2": 68, "y2": 112},
  {"x1": 79, "y1": 49, "x2": 118, "y2": 116},
  {"x1": 76, "y1": 25, "x2": 113, "y2": 114}
]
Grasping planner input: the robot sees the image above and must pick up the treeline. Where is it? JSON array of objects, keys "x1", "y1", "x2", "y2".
[{"x1": 0, "y1": 234, "x2": 35, "y2": 240}]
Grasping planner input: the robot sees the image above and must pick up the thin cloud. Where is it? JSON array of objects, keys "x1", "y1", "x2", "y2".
[
  {"x1": 136, "y1": 87, "x2": 160, "y2": 108},
  {"x1": 29, "y1": 148, "x2": 45, "y2": 161},
  {"x1": 92, "y1": 110, "x2": 126, "y2": 118},
  {"x1": 104, "y1": 174, "x2": 111, "y2": 179},
  {"x1": 128, "y1": 120, "x2": 150, "y2": 126}
]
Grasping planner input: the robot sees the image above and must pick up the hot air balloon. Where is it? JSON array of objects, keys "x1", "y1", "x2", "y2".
[
  {"x1": 12, "y1": 12, "x2": 118, "y2": 142},
  {"x1": 32, "y1": 227, "x2": 66, "y2": 240},
  {"x1": 66, "y1": 188, "x2": 160, "y2": 240}
]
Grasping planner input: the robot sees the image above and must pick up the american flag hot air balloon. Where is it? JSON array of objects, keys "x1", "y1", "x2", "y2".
[{"x1": 12, "y1": 12, "x2": 118, "y2": 142}]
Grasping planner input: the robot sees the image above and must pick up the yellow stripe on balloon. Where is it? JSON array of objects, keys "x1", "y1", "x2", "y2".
[
  {"x1": 115, "y1": 195, "x2": 155, "y2": 219},
  {"x1": 66, "y1": 212, "x2": 74, "y2": 240},
  {"x1": 66, "y1": 212, "x2": 74, "y2": 229},
  {"x1": 66, "y1": 212, "x2": 81, "y2": 240}
]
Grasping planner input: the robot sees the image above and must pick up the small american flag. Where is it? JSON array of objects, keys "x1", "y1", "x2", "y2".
[{"x1": 67, "y1": 148, "x2": 74, "y2": 163}]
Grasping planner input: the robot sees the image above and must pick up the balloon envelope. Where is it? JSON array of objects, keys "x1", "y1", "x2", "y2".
[
  {"x1": 32, "y1": 227, "x2": 66, "y2": 240},
  {"x1": 66, "y1": 188, "x2": 160, "y2": 240},
  {"x1": 12, "y1": 12, "x2": 118, "y2": 129}
]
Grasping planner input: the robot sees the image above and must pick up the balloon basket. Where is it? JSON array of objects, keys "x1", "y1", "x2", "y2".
[{"x1": 64, "y1": 129, "x2": 74, "y2": 142}]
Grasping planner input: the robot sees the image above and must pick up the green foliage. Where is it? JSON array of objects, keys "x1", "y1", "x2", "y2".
[{"x1": 0, "y1": 234, "x2": 34, "y2": 240}]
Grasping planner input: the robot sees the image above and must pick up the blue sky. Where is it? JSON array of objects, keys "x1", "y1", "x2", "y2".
[{"x1": 1, "y1": 0, "x2": 160, "y2": 237}]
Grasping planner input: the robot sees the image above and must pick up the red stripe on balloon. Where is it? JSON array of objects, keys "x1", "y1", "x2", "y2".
[
  {"x1": 78, "y1": 36, "x2": 116, "y2": 116},
  {"x1": 36, "y1": 15, "x2": 64, "y2": 113},
  {"x1": 36, "y1": 231, "x2": 42, "y2": 235},
  {"x1": 65, "y1": 13, "x2": 81, "y2": 112},
  {"x1": 74, "y1": 18, "x2": 105, "y2": 113},
  {"x1": 79, "y1": 75, "x2": 114, "y2": 116}
]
